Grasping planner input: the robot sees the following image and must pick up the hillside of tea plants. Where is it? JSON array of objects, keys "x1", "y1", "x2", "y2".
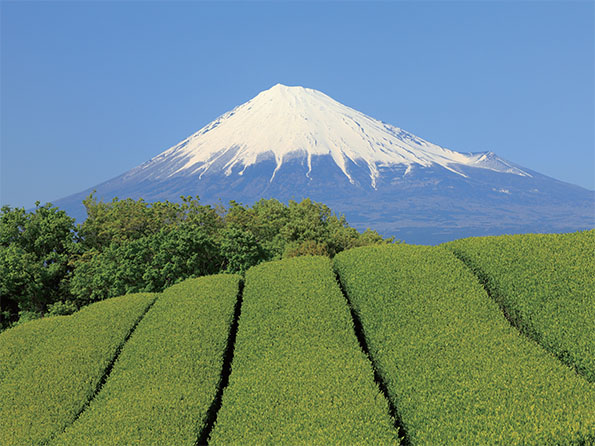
[
  {"x1": 1, "y1": 230, "x2": 593, "y2": 445},
  {"x1": 445, "y1": 230, "x2": 595, "y2": 382}
]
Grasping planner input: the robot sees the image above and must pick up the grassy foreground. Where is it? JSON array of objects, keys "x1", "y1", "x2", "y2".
[
  {"x1": 209, "y1": 256, "x2": 400, "y2": 445},
  {"x1": 445, "y1": 230, "x2": 595, "y2": 381},
  {"x1": 1, "y1": 230, "x2": 593, "y2": 445},
  {"x1": 0, "y1": 293, "x2": 156, "y2": 446},
  {"x1": 334, "y1": 243, "x2": 595, "y2": 445},
  {"x1": 52, "y1": 274, "x2": 240, "y2": 445}
]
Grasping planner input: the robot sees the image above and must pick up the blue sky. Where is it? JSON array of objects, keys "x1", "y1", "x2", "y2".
[{"x1": 1, "y1": 1, "x2": 594, "y2": 209}]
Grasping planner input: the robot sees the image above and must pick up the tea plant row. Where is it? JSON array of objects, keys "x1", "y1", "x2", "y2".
[
  {"x1": 445, "y1": 230, "x2": 595, "y2": 381},
  {"x1": 334, "y1": 244, "x2": 595, "y2": 445},
  {"x1": 0, "y1": 315, "x2": 65, "y2": 383},
  {"x1": 52, "y1": 274, "x2": 240, "y2": 445},
  {"x1": 0, "y1": 293, "x2": 156, "y2": 446},
  {"x1": 209, "y1": 256, "x2": 401, "y2": 445}
]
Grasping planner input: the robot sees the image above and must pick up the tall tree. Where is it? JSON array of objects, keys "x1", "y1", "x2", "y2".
[{"x1": 0, "y1": 203, "x2": 76, "y2": 326}]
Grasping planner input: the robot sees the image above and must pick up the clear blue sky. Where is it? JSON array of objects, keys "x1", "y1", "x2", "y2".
[{"x1": 2, "y1": 1, "x2": 594, "y2": 209}]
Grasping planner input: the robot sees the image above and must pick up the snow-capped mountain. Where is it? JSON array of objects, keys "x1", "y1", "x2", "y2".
[
  {"x1": 137, "y1": 84, "x2": 529, "y2": 186},
  {"x1": 55, "y1": 84, "x2": 594, "y2": 244}
]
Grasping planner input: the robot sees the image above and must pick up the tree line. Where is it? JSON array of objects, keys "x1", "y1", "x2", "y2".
[{"x1": 0, "y1": 194, "x2": 393, "y2": 329}]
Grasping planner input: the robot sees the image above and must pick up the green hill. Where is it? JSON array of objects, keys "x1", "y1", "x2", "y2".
[
  {"x1": 1, "y1": 231, "x2": 593, "y2": 445},
  {"x1": 445, "y1": 230, "x2": 595, "y2": 381}
]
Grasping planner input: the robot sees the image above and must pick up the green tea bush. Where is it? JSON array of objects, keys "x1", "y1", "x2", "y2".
[
  {"x1": 209, "y1": 256, "x2": 400, "y2": 445},
  {"x1": 0, "y1": 293, "x2": 156, "y2": 446},
  {"x1": 52, "y1": 274, "x2": 240, "y2": 445},
  {"x1": 334, "y1": 244, "x2": 595, "y2": 445},
  {"x1": 0, "y1": 315, "x2": 65, "y2": 383},
  {"x1": 445, "y1": 230, "x2": 595, "y2": 381}
]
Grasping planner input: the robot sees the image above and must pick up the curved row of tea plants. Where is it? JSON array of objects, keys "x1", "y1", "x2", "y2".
[
  {"x1": 445, "y1": 230, "x2": 595, "y2": 381},
  {"x1": 334, "y1": 245, "x2": 595, "y2": 445},
  {"x1": 52, "y1": 274, "x2": 241, "y2": 446},
  {"x1": 0, "y1": 293, "x2": 156, "y2": 446},
  {"x1": 0, "y1": 315, "x2": 66, "y2": 383},
  {"x1": 209, "y1": 256, "x2": 401, "y2": 445}
]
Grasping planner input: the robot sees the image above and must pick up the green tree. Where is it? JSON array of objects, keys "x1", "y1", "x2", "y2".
[
  {"x1": 0, "y1": 194, "x2": 392, "y2": 330},
  {"x1": 70, "y1": 224, "x2": 221, "y2": 304},
  {"x1": 0, "y1": 203, "x2": 76, "y2": 326},
  {"x1": 79, "y1": 194, "x2": 177, "y2": 251},
  {"x1": 220, "y1": 227, "x2": 266, "y2": 273},
  {"x1": 141, "y1": 224, "x2": 223, "y2": 290},
  {"x1": 249, "y1": 199, "x2": 291, "y2": 258},
  {"x1": 79, "y1": 193, "x2": 224, "y2": 250}
]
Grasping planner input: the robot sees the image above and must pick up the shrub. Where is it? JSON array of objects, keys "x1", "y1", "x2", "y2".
[
  {"x1": 0, "y1": 315, "x2": 65, "y2": 383},
  {"x1": 0, "y1": 293, "x2": 156, "y2": 446},
  {"x1": 334, "y1": 244, "x2": 595, "y2": 445},
  {"x1": 52, "y1": 274, "x2": 241, "y2": 445},
  {"x1": 445, "y1": 230, "x2": 595, "y2": 381},
  {"x1": 219, "y1": 227, "x2": 265, "y2": 273},
  {"x1": 70, "y1": 224, "x2": 222, "y2": 304},
  {"x1": 209, "y1": 256, "x2": 400, "y2": 445},
  {"x1": 282, "y1": 239, "x2": 330, "y2": 257},
  {"x1": 15, "y1": 309, "x2": 42, "y2": 324}
]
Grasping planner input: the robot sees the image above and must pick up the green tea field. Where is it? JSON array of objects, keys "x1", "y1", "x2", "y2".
[{"x1": 1, "y1": 230, "x2": 594, "y2": 445}]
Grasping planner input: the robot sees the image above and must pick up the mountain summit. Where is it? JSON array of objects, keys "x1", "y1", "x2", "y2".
[
  {"x1": 55, "y1": 84, "x2": 594, "y2": 243},
  {"x1": 134, "y1": 84, "x2": 527, "y2": 188}
]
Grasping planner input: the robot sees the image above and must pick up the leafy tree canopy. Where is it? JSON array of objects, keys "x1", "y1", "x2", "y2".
[
  {"x1": 1, "y1": 194, "x2": 393, "y2": 329},
  {"x1": 0, "y1": 203, "x2": 76, "y2": 326}
]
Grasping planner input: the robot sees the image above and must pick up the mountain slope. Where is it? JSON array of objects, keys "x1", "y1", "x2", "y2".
[
  {"x1": 137, "y1": 84, "x2": 529, "y2": 186},
  {"x1": 54, "y1": 84, "x2": 594, "y2": 244}
]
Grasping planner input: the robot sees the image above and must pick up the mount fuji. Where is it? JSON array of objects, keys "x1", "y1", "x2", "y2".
[{"x1": 55, "y1": 84, "x2": 594, "y2": 244}]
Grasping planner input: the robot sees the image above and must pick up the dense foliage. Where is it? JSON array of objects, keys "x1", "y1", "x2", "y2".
[
  {"x1": 70, "y1": 223, "x2": 223, "y2": 303},
  {"x1": 53, "y1": 275, "x2": 240, "y2": 445},
  {"x1": 0, "y1": 195, "x2": 390, "y2": 329},
  {"x1": 0, "y1": 315, "x2": 65, "y2": 384},
  {"x1": 0, "y1": 202, "x2": 77, "y2": 327},
  {"x1": 0, "y1": 293, "x2": 156, "y2": 446},
  {"x1": 209, "y1": 256, "x2": 400, "y2": 445},
  {"x1": 445, "y1": 230, "x2": 595, "y2": 382},
  {"x1": 334, "y1": 245, "x2": 595, "y2": 445},
  {"x1": 4, "y1": 237, "x2": 593, "y2": 445}
]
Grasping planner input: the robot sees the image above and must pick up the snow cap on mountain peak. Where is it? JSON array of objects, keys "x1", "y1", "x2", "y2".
[
  {"x1": 268, "y1": 83, "x2": 306, "y2": 92},
  {"x1": 151, "y1": 84, "x2": 530, "y2": 186}
]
